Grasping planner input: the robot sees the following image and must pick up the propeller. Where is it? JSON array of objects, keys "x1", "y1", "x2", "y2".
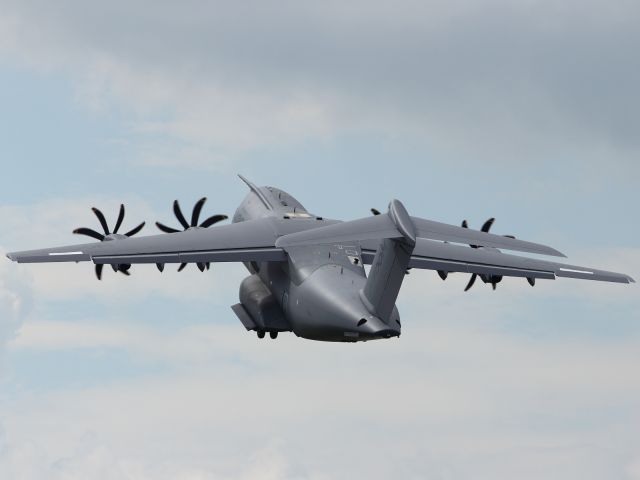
[
  {"x1": 73, "y1": 204, "x2": 145, "y2": 280},
  {"x1": 156, "y1": 197, "x2": 228, "y2": 272},
  {"x1": 461, "y1": 218, "x2": 536, "y2": 289},
  {"x1": 460, "y1": 218, "x2": 504, "y2": 291}
]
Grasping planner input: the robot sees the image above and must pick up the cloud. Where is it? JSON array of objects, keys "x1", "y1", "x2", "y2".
[
  {"x1": 0, "y1": 0, "x2": 638, "y2": 168},
  {"x1": 3, "y1": 312, "x2": 640, "y2": 479},
  {"x1": 0, "y1": 248, "x2": 32, "y2": 370},
  {"x1": 629, "y1": 457, "x2": 640, "y2": 480},
  {"x1": 0, "y1": 3, "x2": 637, "y2": 478},
  {"x1": 0, "y1": 423, "x2": 320, "y2": 480}
]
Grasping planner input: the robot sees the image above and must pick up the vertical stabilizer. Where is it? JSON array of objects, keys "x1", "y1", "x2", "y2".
[{"x1": 360, "y1": 200, "x2": 416, "y2": 322}]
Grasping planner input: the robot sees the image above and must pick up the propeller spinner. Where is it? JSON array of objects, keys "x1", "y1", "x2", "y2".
[{"x1": 73, "y1": 204, "x2": 145, "y2": 280}]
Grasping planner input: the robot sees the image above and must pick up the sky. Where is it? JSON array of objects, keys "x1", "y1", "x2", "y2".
[{"x1": 0, "y1": 0, "x2": 638, "y2": 478}]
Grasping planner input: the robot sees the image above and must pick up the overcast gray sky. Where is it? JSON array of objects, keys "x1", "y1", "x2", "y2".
[{"x1": 0, "y1": 1, "x2": 638, "y2": 479}]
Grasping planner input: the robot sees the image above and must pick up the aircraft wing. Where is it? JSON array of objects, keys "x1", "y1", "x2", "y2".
[
  {"x1": 6, "y1": 217, "x2": 289, "y2": 265},
  {"x1": 360, "y1": 238, "x2": 634, "y2": 284},
  {"x1": 6, "y1": 205, "x2": 634, "y2": 284},
  {"x1": 275, "y1": 211, "x2": 566, "y2": 257},
  {"x1": 275, "y1": 203, "x2": 634, "y2": 284}
]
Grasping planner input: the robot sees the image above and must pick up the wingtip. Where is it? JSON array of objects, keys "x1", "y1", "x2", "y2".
[{"x1": 6, "y1": 252, "x2": 15, "y2": 262}]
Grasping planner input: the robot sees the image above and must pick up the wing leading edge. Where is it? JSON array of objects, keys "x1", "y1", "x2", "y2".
[{"x1": 6, "y1": 217, "x2": 287, "y2": 265}]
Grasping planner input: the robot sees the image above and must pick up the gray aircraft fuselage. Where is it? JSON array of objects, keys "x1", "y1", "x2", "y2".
[{"x1": 231, "y1": 185, "x2": 401, "y2": 342}]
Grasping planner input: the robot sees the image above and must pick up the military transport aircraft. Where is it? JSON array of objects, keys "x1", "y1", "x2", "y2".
[{"x1": 6, "y1": 176, "x2": 635, "y2": 342}]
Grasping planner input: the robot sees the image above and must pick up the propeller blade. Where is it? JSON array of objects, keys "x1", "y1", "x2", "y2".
[
  {"x1": 491, "y1": 280, "x2": 497, "y2": 290},
  {"x1": 371, "y1": 208, "x2": 381, "y2": 216},
  {"x1": 78, "y1": 204, "x2": 144, "y2": 279},
  {"x1": 437, "y1": 270, "x2": 448, "y2": 281},
  {"x1": 197, "y1": 262, "x2": 206, "y2": 272},
  {"x1": 206, "y1": 263, "x2": 211, "y2": 270},
  {"x1": 157, "y1": 263, "x2": 165, "y2": 272},
  {"x1": 191, "y1": 197, "x2": 207, "y2": 227},
  {"x1": 173, "y1": 200, "x2": 190, "y2": 230},
  {"x1": 119, "y1": 269, "x2": 131, "y2": 276},
  {"x1": 73, "y1": 227, "x2": 105, "y2": 241},
  {"x1": 156, "y1": 222, "x2": 181, "y2": 234},
  {"x1": 199, "y1": 214, "x2": 228, "y2": 228},
  {"x1": 92, "y1": 207, "x2": 110, "y2": 235},
  {"x1": 461, "y1": 219, "x2": 480, "y2": 248},
  {"x1": 95, "y1": 264, "x2": 103, "y2": 281},
  {"x1": 527, "y1": 277, "x2": 536, "y2": 287},
  {"x1": 177, "y1": 263, "x2": 187, "y2": 272},
  {"x1": 113, "y1": 204, "x2": 125, "y2": 234},
  {"x1": 464, "y1": 273, "x2": 477, "y2": 291},
  {"x1": 124, "y1": 221, "x2": 145, "y2": 237},
  {"x1": 481, "y1": 217, "x2": 495, "y2": 233}
]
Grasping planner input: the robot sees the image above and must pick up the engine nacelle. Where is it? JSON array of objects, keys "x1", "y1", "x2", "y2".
[{"x1": 231, "y1": 274, "x2": 291, "y2": 333}]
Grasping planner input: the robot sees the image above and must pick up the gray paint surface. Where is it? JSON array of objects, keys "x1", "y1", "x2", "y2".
[{"x1": 6, "y1": 176, "x2": 635, "y2": 342}]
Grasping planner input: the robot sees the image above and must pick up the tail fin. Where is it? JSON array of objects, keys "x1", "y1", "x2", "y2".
[{"x1": 359, "y1": 200, "x2": 416, "y2": 322}]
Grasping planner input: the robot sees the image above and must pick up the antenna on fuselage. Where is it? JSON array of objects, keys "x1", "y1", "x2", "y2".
[{"x1": 237, "y1": 174, "x2": 274, "y2": 210}]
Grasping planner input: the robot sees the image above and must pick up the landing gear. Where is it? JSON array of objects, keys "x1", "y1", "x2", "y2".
[{"x1": 257, "y1": 330, "x2": 279, "y2": 339}]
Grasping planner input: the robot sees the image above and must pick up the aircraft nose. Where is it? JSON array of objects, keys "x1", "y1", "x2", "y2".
[
  {"x1": 357, "y1": 316, "x2": 401, "y2": 339},
  {"x1": 377, "y1": 328, "x2": 400, "y2": 339}
]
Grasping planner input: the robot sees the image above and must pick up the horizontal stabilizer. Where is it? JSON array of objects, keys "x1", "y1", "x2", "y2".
[{"x1": 276, "y1": 200, "x2": 565, "y2": 257}]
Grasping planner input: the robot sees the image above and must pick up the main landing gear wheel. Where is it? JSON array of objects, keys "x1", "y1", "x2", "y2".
[
  {"x1": 257, "y1": 330, "x2": 265, "y2": 339},
  {"x1": 270, "y1": 331, "x2": 278, "y2": 339}
]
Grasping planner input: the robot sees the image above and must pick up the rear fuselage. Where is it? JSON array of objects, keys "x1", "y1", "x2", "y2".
[{"x1": 232, "y1": 185, "x2": 401, "y2": 342}]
